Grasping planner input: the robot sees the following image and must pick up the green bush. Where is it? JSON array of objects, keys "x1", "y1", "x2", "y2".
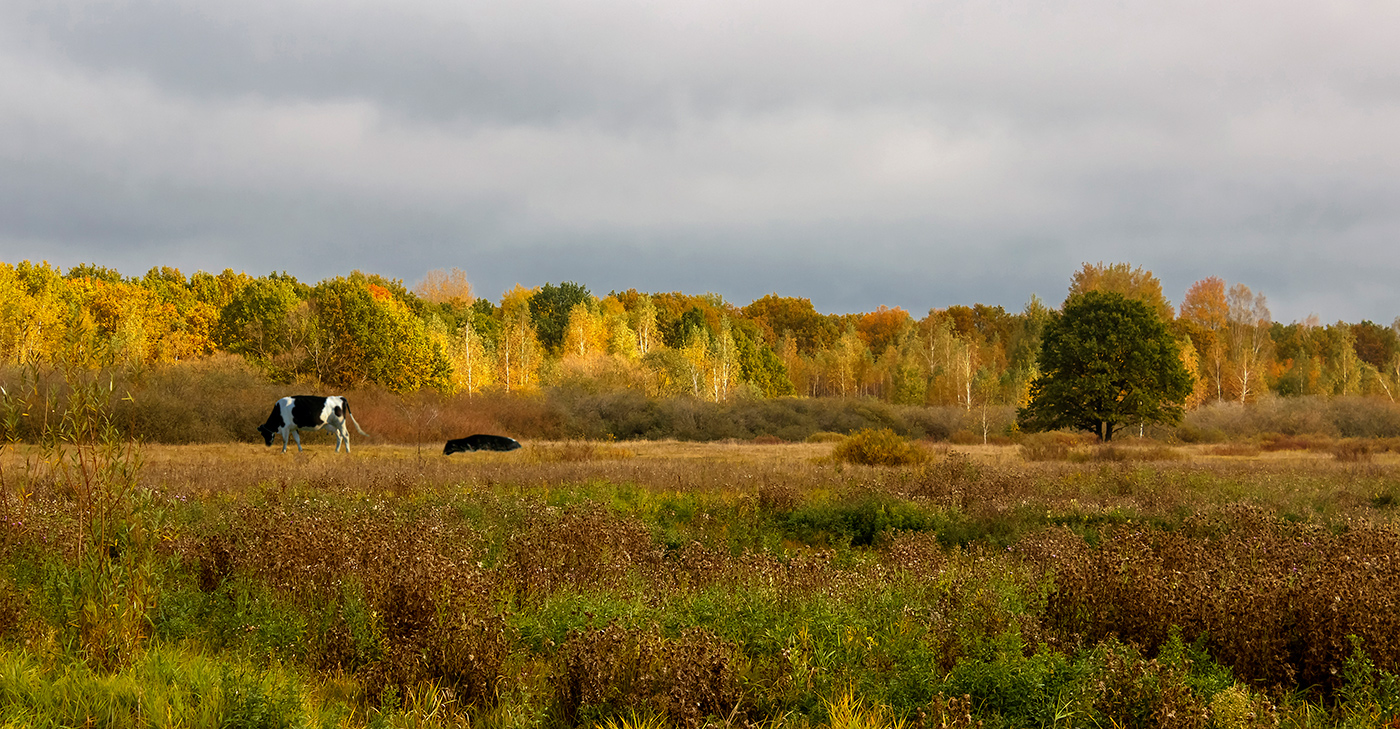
[{"x1": 831, "y1": 428, "x2": 928, "y2": 467}]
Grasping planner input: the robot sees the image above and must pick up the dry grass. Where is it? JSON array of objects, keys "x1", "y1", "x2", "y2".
[
  {"x1": 3, "y1": 436, "x2": 1400, "y2": 727},
  {"x1": 9, "y1": 440, "x2": 1397, "y2": 521}
]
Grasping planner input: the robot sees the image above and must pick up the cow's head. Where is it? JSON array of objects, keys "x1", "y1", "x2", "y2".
[{"x1": 258, "y1": 423, "x2": 276, "y2": 446}]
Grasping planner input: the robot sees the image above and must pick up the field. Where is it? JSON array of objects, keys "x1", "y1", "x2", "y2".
[{"x1": 1, "y1": 434, "x2": 1399, "y2": 728}]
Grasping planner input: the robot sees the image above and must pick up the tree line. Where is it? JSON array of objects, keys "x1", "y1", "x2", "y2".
[{"x1": 2, "y1": 260, "x2": 1398, "y2": 409}]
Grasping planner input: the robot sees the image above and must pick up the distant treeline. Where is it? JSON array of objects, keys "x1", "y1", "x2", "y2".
[{"x1": 2, "y1": 260, "x2": 1398, "y2": 410}]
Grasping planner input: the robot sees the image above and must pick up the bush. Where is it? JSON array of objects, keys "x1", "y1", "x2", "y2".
[
  {"x1": 1019, "y1": 432, "x2": 1083, "y2": 461},
  {"x1": 831, "y1": 428, "x2": 929, "y2": 467},
  {"x1": 1333, "y1": 439, "x2": 1375, "y2": 462},
  {"x1": 555, "y1": 624, "x2": 741, "y2": 728}
]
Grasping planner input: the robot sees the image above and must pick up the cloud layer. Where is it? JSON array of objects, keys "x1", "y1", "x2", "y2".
[{"x1": 3, "y1": 0, "x2": 1399, "y2": 321}]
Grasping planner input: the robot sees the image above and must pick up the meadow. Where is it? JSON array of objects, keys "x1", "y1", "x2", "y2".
[{"x1": 1, "y1": 418, "x2": 1398, "y2": 729}]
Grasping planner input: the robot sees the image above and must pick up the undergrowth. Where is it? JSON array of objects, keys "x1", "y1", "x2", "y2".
[{"x1": 1, "y1": 370, "x2": 1399, "y2": 726}]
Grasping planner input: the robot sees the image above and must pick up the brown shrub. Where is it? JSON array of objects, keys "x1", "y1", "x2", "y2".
[
  {"x1": 526, "y1": 441, "x2": 635, "y2": 463},
  {"x1": 555, "y1": 624, "x2": 742, "y2": 728},
  {"x1": 348, "y1": 389, "x2": 557, "y2": 445},
  {"x1": 1092, "y1": 445, "x2": 1184, "y2": 462},
  {"x1": 199, "y1": 497, "x2": 509, "y2": 704},
  {"x1": 1019, "y1": 432, "x2": 1088, "y2": 461},
  {"x1": 1089, "y1": 642, "x2": 1208, "y2": 729},
  {"x1": 1024, "y1": 514, "x2": 1400, "y2": 692},
  {"x1": 501, "y1": 506, "x2": 663, "y2": 596},
  {"x1": 1333, "y1": 439, "x2": 1375, "y2": 462},
  {"x1": 114, "y1": 355, "x2": 282, "y2": 443},
  {"x1": 757, "y1": 482, "x2": 801, "y2": 513},
  {"x1": 948, "y1": 430, "x2": 979, "y2": 445},
  {"x1": 1260, "y1": 433, "x2": 1333, "y2": 452},
  {"x1": 1210, "y1": 443, "x2": 1261, "y2": 457},
  {"x1": 880, "y1": 531, "x2": 947, "y2": 575}
]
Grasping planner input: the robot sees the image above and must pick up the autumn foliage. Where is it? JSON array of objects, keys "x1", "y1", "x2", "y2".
[{"x1": 3, "y1": 260, "x2": 1399, "y2": 436}]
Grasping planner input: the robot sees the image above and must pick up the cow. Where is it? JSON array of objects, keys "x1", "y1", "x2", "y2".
[
  {"x1": 258, "y1": 395, "x2": 368, "y2": 453},
  {"x1": 443, "y1": 434, "x2": 522, "y2": 454}
]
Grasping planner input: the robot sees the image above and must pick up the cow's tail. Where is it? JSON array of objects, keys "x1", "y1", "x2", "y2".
[{"x1": 344, "y1": 399, "x2": 369, "y2": 437}]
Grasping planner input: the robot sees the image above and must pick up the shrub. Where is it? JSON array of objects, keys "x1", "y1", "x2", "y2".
[
  {"x1": 1092, "y1": 445, "x2": 1184, "y2": 462},
  {"x1": 1019, "y1": 432, "x2": 1082, "y2": 461},
  {"x1": 1209, "y1": 443, "x2": 1260, "y2": 457},
  {"x1": 1260, "y1": 433, "x2": 1333, "y2": 452},
  {"x1": 1333, "y1": 439, "x2": 1375, "y2": 462},
  {"x1": 555, "y1": 624, "x2": 741, "y2": 728},
  {"x1": 832, "y1": 428, "x2": 929, "y2": 467}
]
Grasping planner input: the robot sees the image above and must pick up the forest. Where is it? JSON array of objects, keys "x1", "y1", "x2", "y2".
[{"x1": 2, "y1": 259, "x2": 1399, "y2": 429}]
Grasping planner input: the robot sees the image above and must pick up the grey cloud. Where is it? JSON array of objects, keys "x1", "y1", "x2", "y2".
[{"x1": 2, "y1": 0, "x2": 1399, "y2": 323}]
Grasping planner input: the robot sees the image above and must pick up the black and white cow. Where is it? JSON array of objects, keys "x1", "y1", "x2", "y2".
[
  {"x1": 258, "y1": 395, "x2": 368, "y2": 453},
  {"x1": 443, "y1": 434, "x2": 522, "y2": 454}
]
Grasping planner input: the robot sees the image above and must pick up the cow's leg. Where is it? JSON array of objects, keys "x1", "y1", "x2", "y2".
[
  {"x1": 280, "y1": 428, "x2": 290, "y2": 453},
  {"x1": 293, "y1": 430, "x2": 304, "y2": 452}
]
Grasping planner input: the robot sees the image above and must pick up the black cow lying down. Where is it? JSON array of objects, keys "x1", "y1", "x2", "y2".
[{"x1": 444, "y1": 434, "x2": 522, "y2": 454}]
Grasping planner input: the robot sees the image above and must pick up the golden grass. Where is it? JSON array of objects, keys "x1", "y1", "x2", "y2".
[{"x1": 1, "y1": 439, "x2": 1389, "y2": 535}]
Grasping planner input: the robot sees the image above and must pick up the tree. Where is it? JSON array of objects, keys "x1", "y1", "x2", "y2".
[
  {"x1": 499, "y1": 285, "x2": 543, "y2": 393},
  {"x1": 1067, "y1": 262, "x2": 1175, "y2": 321},
  {"x1": 442, "y1": 317, "x2": 494, "y2": 395},
  {"x1": 1226, "y1": 283, "x2": 1271, "y2": 403},
  {"x1": 711, "y1": 317, "x2": 738, "y2": 401},
  {"x1": 1324, "y1": 323, "x2": 1362, "y2": 396},
  {"x1": 1180, "y1": 276, "x2": 1229, "y2": 401},
  {"x1": 630, "y1": 295, "x2": 658, "y2": 355},
  {"x1": 562, "y1": 302, "x2": 608, "y2": 358},
  {"x1": 856, "y1": 305, "x2": 912, "y2": 357},
  {"x1": 1018, "y1": 291, "x2": 1193, "y2": 442},
  {"x1": 0, "y1": 261, "x2": 70, "y2": 364},
  {"x1": 734, "y1": 323, "x2": 794, "y2": 397},
  {"x1": 741, "y1": 294, "x2": 836, "y2": 355},
  {"x1": 217, "y1": 276, "x2": 303, "y2": 367},
  {"x1": 529, "y1": 282, "x2": 591, "y2": 354},
  {"x1": 414, "y1": 267, "x2": 474, "y2": 308},
  {"x1": 311, "y1": 274, "x2": 451, "y2": 392}
]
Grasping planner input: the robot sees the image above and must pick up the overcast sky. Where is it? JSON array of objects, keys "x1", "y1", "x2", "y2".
[{"x1": 3, "y1": 0, "x2": 1398, "y2": 323}]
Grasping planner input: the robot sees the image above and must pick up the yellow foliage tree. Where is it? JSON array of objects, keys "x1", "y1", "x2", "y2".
[
  {"x1": 414, "y1": 267, "x2": 474, "y2": 307},
  {"x1": 562, "y1": 303, "x2": 608, "y2": 359},
  {"x1": 498, "y1": 285, "x2": 543, "y2": 393},
  {"x1": 1068, "y1": 261, "x2": 1175, "y2": 321},
  {"x1": 1227, "y1": 283, "x2": 1272, "y2": 403},
  {"x1": 0, "y1": 261, "x2": 69, "y2": 364}
]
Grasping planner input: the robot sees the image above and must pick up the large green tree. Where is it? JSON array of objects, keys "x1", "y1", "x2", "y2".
[
  {"x1": 1018, "y1": 290, "x2": 1192, "y2": 442},
  {"x1": 529, "y1": 281, "x2": 591, "y2": 354}
]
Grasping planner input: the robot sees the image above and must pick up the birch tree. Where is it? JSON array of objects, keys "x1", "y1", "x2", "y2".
[
  {"x1": 1180, "y1": 277, "x2": 1229, "y2": 401},
  {"x1": 1226, "y1": 283, "x2": 1271, "y2": 404}
]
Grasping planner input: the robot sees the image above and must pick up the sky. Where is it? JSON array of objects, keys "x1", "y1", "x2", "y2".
[{"x1": 2, "y1": 0, "x2": 1398, "y2": 324}]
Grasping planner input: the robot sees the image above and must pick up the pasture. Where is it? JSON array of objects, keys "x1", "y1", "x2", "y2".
[{"x1": 0, "y1": 436, "x2": 1398, "y2": 728}]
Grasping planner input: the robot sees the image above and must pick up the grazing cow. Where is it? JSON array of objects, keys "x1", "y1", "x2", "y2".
[
  {"x1": 258, "y1": 395, "x2": 368, "y2": 453},
  {"x1": 443, "y1": 434, "x2": 522, "y2": 454}
]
